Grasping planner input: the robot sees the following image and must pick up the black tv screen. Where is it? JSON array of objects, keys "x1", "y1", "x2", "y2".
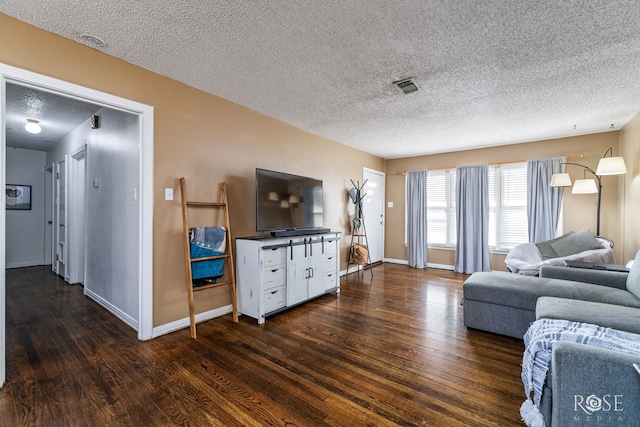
[{"x1": 256, "y1": 168, "x2": 324, "y2": 232}]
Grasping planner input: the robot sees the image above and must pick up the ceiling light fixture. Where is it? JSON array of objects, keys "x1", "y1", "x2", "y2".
[{"x1": 25, "y1": 119, "x2": 42, "y2": 134}]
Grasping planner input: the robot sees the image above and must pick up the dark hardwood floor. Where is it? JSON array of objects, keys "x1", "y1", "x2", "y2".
[{"x1": 0, "y1": 264, "x2": 525, "y2": 426}]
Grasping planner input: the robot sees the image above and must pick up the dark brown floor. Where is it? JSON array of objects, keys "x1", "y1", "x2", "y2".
[{"x1": 0, "y1": 264, "x2": 525, "y2": 426}]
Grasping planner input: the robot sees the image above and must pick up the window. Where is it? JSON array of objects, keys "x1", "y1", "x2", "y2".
[
  {"x1": 426, "y1": 170, "x2": 456, "y2": 246},
  {"x1": 488, "y1": 163, "x2": 528, "y2": 251},
  {"x1": 424, "y1": 163, "x2": 528, "y2": 251}
]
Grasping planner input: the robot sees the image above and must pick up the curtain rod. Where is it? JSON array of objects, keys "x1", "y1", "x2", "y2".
[{"x1": 391, "y1": 153, "x2": 585, "y2": 176}]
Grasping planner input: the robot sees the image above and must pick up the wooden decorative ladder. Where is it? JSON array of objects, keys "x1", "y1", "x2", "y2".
[{"x1": 179, "y1": 177, "x2": 238, "y2": 338}]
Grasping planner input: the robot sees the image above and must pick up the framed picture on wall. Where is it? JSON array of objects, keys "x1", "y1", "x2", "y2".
[{"x1": 6, "y1": 184, "x2": 32, "y2": 210}]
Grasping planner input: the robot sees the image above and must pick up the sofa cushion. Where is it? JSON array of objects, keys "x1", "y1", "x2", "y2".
[
  {"x1": 535, "y1": 231, "x2": 574, "y2": 261},
  {"x1": 463, "y1": 271, "x2": 640, "y2": 312},
  {"x1": 536, "y1": 296, "x2": 640, "y2": 335},
  {"x1": 626, "y1": 250, "x2": 640, "y2": 299},
  {"x1": 549, "y1": 228, "x2": 602, "y2": 257}
]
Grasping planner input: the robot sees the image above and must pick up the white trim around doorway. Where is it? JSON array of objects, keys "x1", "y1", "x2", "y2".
[{"x1": 0, "y1": 62, "x2": 155, "y2": 387}]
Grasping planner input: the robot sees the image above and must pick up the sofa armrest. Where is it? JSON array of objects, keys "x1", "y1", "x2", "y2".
[
  {"x1": 550, "y1": 341, "x2": 640, "y2": 427},
  {"x1": 539, "y1": 265, "x2": 628, "y2": 289},
  {"x1": 536, "y1": 297, "x2": 640, "y2": 335}
]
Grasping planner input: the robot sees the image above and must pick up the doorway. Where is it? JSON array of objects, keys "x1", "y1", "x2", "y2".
[
  {"x1": 362, "y1": 168, "x2": 385, "y2": 264},
  {"x1": 1, "y1": 63, "x2": 155, "y2": 388}
]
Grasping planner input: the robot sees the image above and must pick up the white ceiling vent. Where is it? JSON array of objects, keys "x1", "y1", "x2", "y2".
[{"x1": 393, "y1": 78, "x2": 420, "y2": 94}]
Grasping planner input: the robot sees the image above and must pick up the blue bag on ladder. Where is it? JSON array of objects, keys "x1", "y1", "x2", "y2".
[{"x1": 189, "y1": 227, "x2": 226, "y2": 286}]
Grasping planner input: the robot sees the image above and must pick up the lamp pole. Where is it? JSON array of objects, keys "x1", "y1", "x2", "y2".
[{"x1": 562, "y1": 162, "x2": 602, "y2": 236}]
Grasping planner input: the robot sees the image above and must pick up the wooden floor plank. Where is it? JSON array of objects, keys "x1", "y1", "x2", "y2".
[{"x1": 0, "y1": 264, "x2": 526, "y2": 426}]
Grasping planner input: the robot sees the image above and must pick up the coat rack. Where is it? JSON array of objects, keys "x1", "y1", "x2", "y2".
[{"x1": 346, "y1": 179, "x2": 373, "y2": 276}]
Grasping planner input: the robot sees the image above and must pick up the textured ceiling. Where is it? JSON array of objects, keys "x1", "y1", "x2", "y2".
[
  {"x1": 5, "y1": 84, "x2": 101, "y2": 151},
  {"x1": 3, "y1": 1, "x2": 640, "y2": 158}
]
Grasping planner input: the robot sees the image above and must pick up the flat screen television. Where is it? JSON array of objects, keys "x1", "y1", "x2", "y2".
[{"x1": 255, "y1": 168, "x2": 328, "y2": 236}]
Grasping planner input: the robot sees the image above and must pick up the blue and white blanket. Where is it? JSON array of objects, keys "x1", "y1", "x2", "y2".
[
  {"x1": 189, "y1": 227, "x2": 226, "y2": 283},
  {"x1": 521, "y1": 318, "x2": 640, "y2": 427}
]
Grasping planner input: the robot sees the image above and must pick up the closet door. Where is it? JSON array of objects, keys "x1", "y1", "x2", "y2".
[{"x1": 55, "y1": 156, "x2": 69, "y2": 280}]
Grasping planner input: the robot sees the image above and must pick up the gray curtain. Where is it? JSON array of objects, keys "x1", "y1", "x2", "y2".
[
  {"x1": 526, "y1": 157, "x2": 565, "y2": 243},
  {"x1": 406, "y1": 169, "x2": 428, "y2": 268},
  {"x1": 454, "y1": 165, "x2": 490, "y2": 274}
]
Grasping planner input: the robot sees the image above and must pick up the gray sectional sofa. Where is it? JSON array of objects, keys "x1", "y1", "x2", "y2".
[
  {"x1": 462, "y1": 263, "x2": 639, "y2": 339},
  {"x1": 462, "y1": 250, "x2": 640, "y2": 427}
]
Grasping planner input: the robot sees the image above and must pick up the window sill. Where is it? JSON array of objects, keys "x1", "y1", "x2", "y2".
[{"x1": 426, "y1": 246, "x2": 512, "y2": 255}]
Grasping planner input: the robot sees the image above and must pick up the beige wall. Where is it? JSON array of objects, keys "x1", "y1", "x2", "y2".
[
  {"x1": 3, "y1": 14, "x2": 637, "y2": 330},
  {"x1": 619, "y1": 111, "x2": 640, "y2": 262},
  {"x1": 385, "y1": 133, "x2": 623, "y2": 271},
  {"x1": 0, "y1": 15, "x2": 384, "y2": 327}
]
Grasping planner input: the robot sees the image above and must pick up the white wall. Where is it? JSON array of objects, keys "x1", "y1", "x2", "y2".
[
  {"x1": 5, "y1": 148, "x2": 46, "y2": 268},
  {"x1": 50, "y1": 108, "x2": 140, "y2": 325}
]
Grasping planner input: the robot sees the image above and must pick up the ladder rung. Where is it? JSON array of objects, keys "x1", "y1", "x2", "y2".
[
  {"x1": 186, "y1": 201, "x2": 226, "y2": 207},
  {"x1": 193, "y1": 279, "x2": 233, "y2": 291},
  {"x1": 191, "y1": 254, "x2": 230, "y2": 262}
]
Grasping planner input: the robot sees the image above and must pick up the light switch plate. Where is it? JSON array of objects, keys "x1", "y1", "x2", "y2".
[{"x1": 165, "y1": 188, "x2": 173, "y2": 201}]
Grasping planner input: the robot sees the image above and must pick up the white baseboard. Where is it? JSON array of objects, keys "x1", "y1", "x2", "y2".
[
  {"x1": 6, "y1": 260, "x2": 47, "y2": 269},
  {"x1": 427, "y1": 263, "x2": 455, "y2": 271},
  {"x1": 84, "y1": 288, "x2": 139, "y2": 331},
  {"x1": 151, "y1": 304, "x2": 234, "y2": 338},
  {"x1": 383, "y1": 258, "x2": 408, "y2": 265},
  {"x1": 383, "y1": 258, "x2": 454, "y2": 271}
]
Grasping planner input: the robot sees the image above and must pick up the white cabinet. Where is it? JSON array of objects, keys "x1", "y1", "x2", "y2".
[{"x1": 236, "y1": 233, "x2": 340, "y2": 324}]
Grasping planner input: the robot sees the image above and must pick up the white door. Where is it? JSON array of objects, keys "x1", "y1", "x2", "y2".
[
  {"x1": 362, "y1": 168, "x2": 385, "y2": 264},
  {"x1": 45, "y1": 164, "x2": 54, "y2": 267},
  {"x1": 56, "y1": 156, "x2": 70, "y2": 281}
]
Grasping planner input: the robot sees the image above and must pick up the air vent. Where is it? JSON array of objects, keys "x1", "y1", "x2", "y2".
[
  {"x1": 393, "y1": 78, "x2": 420, "y2": 94},
  {"x1": 79, "y1": 33, "x2": 106, "y2": 48}
]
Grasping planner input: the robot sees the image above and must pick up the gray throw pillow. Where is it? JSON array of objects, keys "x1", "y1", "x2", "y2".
[
  {"x1": 535, "y1": 231, "x2": 574, "y2": 260},
  {"x1": 550, "y1": 228, "x2": 603, "y2": 257},
  {"x1": 626, "y1": 250, "x2": 640, "y2": 299}
]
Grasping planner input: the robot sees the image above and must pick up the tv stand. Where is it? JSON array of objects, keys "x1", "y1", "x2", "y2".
[
  {"x1": 270, "y1": 228, "x2": 331, "y2": 237},
  {"x1": 236, "y1": 232, "x2": 341, "y2": 324}
]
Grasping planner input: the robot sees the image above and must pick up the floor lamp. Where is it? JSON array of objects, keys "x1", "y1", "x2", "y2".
[{"x1": 550, "y1": 147, "x2": 627, "y2": 237}]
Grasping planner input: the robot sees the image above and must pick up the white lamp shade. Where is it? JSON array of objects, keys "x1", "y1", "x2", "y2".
[
  {"x1": 596, "y1": 156, "x2": 627, "y2": 175},
  {"x1": 572, "y1": 179, "x2": 598, "y2": 194},
  {"x1": 550, "y1": 173, "x2": 572, "y2": 187}
]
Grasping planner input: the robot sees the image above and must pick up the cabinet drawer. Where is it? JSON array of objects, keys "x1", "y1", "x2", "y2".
[
  {"x1": 324, "y1": 255, "x2": 338, "y2": 272},
  {"x1": 324, "y1": 271, "x2": 338, "y2": 290},
  {"x1": 323, "y1": 240, "x2": 338, "y2": 255},
  {"x1": 263, "y1": 267, "x2": 285, "y2": 290},
  {"x1": 264, "y1": 286, "x2": 286, "y2": 313},
  {"x1": 262, "y1": 247, "x2": 286, "y2": 268}
]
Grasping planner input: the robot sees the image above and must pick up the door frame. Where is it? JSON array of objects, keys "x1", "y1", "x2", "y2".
[
  {"x1": 362, "y1": 168, "x2": 385, "y2": 264},
  {"x1": 0, "y1": 62, "x2": 155, "y2": 387},
  {"x1": 68, "y1": 146, "x2": 86, "y2": 285}
]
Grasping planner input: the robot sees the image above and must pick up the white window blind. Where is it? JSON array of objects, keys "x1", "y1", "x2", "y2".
[
  {"x1": 425, "y1": 164, "x2": 527, "y2": 251},
  {"x1": 489, "y1": 163, "x2": 528, "y2": 251},
  {"x1": 426, "y1": 170, "x2": 456, "y2": 246}
]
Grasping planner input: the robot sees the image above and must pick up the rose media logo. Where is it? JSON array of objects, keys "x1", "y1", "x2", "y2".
[{"x1": 573, "y1": 394, "x2": 625, "y2": 424}]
